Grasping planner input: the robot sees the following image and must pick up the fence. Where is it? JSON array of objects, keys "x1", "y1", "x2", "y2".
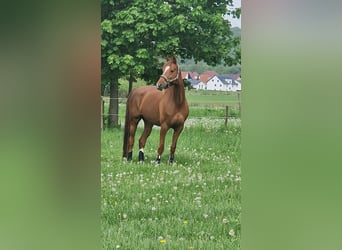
[{"x1": 101, "y1": 94, "x2": 241, "y2": 130}]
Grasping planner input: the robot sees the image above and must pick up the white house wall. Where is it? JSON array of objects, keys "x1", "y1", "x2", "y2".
[
  {"x1": 194, "y1": 76, "x2": 241, "y2": 92},
  {"x1": 206, "y1": 76, "x2": 226, "y2": 91}
]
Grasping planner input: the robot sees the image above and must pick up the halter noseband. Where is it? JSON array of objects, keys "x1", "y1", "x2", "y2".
[{"x1": 157, "y1": 65, "x2": 180, "y2": 90}]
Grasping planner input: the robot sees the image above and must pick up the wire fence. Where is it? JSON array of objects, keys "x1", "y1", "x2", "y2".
[{"x1": 101, "y1": 95, "x2": 241, "y2": 130}]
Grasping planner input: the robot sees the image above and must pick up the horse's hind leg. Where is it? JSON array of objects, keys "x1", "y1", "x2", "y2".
[
  {"x1": 138, "y1": 121, "x2": 153, "y2": 163},
  {"x1": 169, "y1": 125, "x2": 184, "y2": 164},
  {"x1": 127, "y1": 118, "x2": 140, "y2": 161}
]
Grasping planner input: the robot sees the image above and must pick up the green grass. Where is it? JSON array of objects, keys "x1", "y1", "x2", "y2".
[
  {"x1": 101, "y1": 122, "x2": 241, "y2": 249},
  {"x1": 186, "y1": 91, "x2": 240, "y2": 107}
]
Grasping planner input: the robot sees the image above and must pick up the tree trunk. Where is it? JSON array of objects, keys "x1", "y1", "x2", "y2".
[{"x1": 107, "y1": 78, "x2": 120, "y2": 128}]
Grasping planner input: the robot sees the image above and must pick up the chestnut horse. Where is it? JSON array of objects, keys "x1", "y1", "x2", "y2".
[{"x1": 122, "y1": 56, "x2": 189, "y2": 164}]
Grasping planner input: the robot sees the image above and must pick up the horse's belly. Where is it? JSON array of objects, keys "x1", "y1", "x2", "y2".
[{"x1": 141, "y1": 111, "x2": 161, "y2": 126}]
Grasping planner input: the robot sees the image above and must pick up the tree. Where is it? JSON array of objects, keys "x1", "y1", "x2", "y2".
[{"x1": 101, "y1": 0, "x2": 240, "y2": 128}]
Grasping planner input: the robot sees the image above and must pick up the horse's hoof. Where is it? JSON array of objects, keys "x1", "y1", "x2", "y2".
[
  {"x1": 127, "y1": 152, "x2": 133, "y2": 161},
  {"x1": 155, "y1": 157, "x2": 161, "y2": 164},
  {"x1": 169, "y1": 156, "x2": 174, "y2": 165},
  {"x1": 138, "y1": 151, "x2": 144, "y2": 162}
]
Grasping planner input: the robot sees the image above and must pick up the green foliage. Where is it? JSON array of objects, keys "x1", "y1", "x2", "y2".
[
  {"x1": 102, "y1": 0, "x2": 241, "y2": 86},
  {"x1": 118, "y1": 78, "x2": 147, "y2": 97}
]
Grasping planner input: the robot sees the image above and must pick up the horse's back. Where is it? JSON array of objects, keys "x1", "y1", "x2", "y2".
[{"x1": 129, "y1": 85, "x2": 163, "y2": 105}]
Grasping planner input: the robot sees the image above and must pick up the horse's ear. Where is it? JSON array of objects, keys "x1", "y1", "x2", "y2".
[{"x1": 172, "y1": 55, "x2": 177, "y2": 63}]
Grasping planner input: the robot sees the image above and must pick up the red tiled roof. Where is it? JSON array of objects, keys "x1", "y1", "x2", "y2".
[
  {"x1": 199, "y1": 74, "x2": 214, "y2": 83},
  {"x1": 201, "y1": 71, "x2": 218, "y2": 77}
]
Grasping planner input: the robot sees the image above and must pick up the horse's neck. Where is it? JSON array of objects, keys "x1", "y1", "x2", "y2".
[{"x1": 170, "y1": 80, "x2": 186, "y2": 105}]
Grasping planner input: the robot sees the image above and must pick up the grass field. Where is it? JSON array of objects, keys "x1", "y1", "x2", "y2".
[
  {"x1": 186, "y1": 91, "x2": 240, "y2": 107},
  {"x1": 101, "y1": 118, "x2": 241, "y2": 249}
]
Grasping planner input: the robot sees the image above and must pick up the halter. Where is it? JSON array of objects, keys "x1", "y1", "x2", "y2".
[{"x1": 156, "y1": 64, "x2": 180, "y2": 90}]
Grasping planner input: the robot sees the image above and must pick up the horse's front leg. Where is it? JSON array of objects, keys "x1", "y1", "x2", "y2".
[
  {"x1": 169, "y1": 125, "x2": 184, "y2": 164},
  {"x1": 156, "y1": 125, "x2": 168, "y2": 164},
  {"x1": 138, "y1": 121, "x2": 153, "y2": 163}
]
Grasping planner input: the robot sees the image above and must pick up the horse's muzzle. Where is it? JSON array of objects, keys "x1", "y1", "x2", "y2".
[{"x1": 156, "y1": 82, "x2": 168, "y2": 90}]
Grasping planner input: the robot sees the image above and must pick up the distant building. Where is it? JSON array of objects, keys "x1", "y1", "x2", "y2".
[
  {"x1": 194, "y1": 72, "x2": 241, "y2": 92},
  {"x1": 181, "y1": 71, "x2": 200, "y2": 80}
]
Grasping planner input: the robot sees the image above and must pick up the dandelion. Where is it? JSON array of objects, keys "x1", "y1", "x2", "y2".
[
  {"x1": 229, "y1": 229, "x2": 235, "y2": 237},
  {"x1": 210, "y1": 235, "x2": 215, "y2": 240},
  {"x1": 183, "y1": 220, "x2": 188, "y2": 224},
  {"x1": 222, "y1": 218, "x2": 229, "y2": 224},
  {"x1": 203, "y1": 214, "x2": 209, "y2": 219},
  {"x1": 159, "y1": 239, "x2": 167, "y2": 244},
  {"x1": 151, "y1": 206, "x2": 156, "y2": 211},
  {"x1": 115, "y1": 245, "x2": 120, "y2": 249}
]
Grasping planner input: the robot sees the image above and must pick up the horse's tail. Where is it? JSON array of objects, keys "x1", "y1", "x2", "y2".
[{"x1": 122, "y1": 98, "x2": 130, "y2": 158}]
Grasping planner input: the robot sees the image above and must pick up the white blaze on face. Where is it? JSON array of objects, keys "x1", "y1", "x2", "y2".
[{"x1": 163, "y1": 66, "x2": 170, "y2": 75}]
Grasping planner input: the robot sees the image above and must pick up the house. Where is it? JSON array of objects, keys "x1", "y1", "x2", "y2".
[
  {"x1": 232, "y1": 80, "x2": 242, "y2": 92},
  {"x1": 197, "y1": 73, "x2": 242, "y2": 92},
  {"x1": 198, "y1": 71, "x2": 217, "y2": 90},
  {"x1": 189, "y1": 72, "x2": 199, "y2": 80},
  {"x1": 181, "y1": 71, "x2": 200, "y2": 80},
  {"x1": 219, "y1": 74, "x2": 242, "y2": 92},
  {"x1": 201, "y1": 71, "x2": 218, "y2": 76}
]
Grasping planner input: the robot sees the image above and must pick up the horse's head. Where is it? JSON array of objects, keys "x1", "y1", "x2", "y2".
[{"x1": 156, "y1": 55, "x2": 180, "y2": 90}]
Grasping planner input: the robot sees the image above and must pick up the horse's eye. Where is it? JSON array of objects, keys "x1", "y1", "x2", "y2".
[{"x1": 170, "y1": 70, "x2": 174, "y2": 73}]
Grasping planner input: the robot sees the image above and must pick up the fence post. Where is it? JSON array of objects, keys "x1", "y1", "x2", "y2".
[
  {"x1": 101, "y1": 96, "x2": 104, "y2": 131},
  {"x1": 225, "y1": 106, "x2": 229, "y2": 126},
  {"x1": 237, "y1": 93, "x2": 241, "y2": 117}
]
